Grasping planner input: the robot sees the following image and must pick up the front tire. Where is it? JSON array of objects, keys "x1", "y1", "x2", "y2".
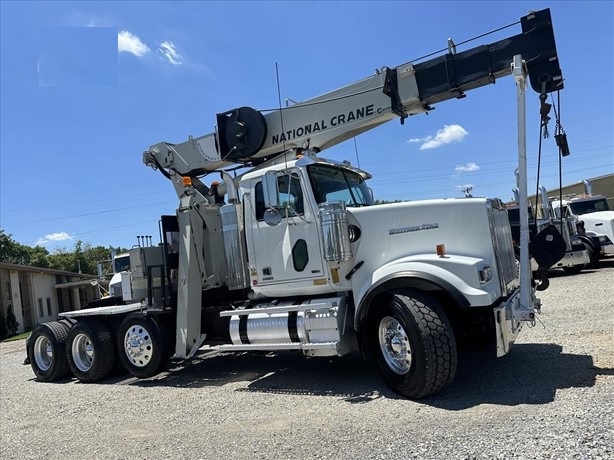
[
  {"x1": 67, "y1": 320, "x2": 115, "y2": 383},
  {"x1": 118, "y1": 313, "x2": 169, "y2": 379},
  {"x1": 368, "y1": 289, "x2": 457, "y2": 399},
  {"x1": 27, "y1": 322, "x2": 71, "y2": 382},
  {"x1": 583, "y1": 242, "x2": 599, "y2": 269}
]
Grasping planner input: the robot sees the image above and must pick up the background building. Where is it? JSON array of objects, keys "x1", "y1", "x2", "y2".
[
  {"x1": 0, "y1": 263, "x2": 101, "y2": 333},
  {"x1": 529, "y1": 173, "x2": 614, "y2": 209}
]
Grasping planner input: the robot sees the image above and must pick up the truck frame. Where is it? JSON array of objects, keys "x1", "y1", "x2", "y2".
[{"x1": 26, "y1": 9, "x2": 566, "y2": 399}]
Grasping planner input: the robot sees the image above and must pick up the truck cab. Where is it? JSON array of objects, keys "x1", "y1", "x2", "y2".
[
  {"x1": 236, "y1": 153, "x2": 518, "y2": 320},
  {"x1": 551, "y1": 195, "x2": 614, "y2": 265}
]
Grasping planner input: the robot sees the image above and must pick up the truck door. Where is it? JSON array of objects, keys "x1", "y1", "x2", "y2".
[{"x1": 246, "y1": 170, "x2": 325, "y2": 287}]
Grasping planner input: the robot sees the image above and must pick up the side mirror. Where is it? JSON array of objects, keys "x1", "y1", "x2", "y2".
[
  {"x1": 263, "y1": 208, "x2": 282, "y2": 226},
  {"x1": 262, "y1": 171, "x2": 279, "y2": 209}
]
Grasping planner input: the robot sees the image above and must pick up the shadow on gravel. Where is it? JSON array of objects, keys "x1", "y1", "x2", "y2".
[
  {"x1": 108, "y1": 342, "x2": 612, "y2": 408},
  {"x1": 423, "y1": 343, "x2": 612, "y2": 410},
  {"x1": 114, "y1": 350, "x2": 396, "y2": 403}
]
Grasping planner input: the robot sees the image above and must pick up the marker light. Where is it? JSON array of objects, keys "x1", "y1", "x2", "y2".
[
  {"x1": 436, "y1": 244, "x2": 446, "y2": 257},
  {"x1": 182, "y1": 176, "x2": 192, "y2": 187}
]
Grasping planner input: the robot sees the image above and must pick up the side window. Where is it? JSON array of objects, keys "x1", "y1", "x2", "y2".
[
  {"x1": 254, "y1": 173, "x2": 304, "y2": 221},
  {"x1": 255, "y1": 182, "x2": 266, "y2": 221},
  {"x1": 277, "y1": 174, "x2": 304, "y2": 215}
]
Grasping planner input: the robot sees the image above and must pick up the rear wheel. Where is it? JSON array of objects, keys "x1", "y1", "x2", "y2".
[
  {"x1": 368, "y1": 289, "x2": 457, "y2": 399},
  {"x1": 67, "y1": 320, "x2": 115, "y2": 382},
  {"x1": 118, "y1": 313, "x2": 170, "y2": 379},
  {"x1": 27, "y1": 322, "x2": 70, "y2": 382}
]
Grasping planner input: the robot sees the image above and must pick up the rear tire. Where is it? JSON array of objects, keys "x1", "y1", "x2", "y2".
[
  {"x1": 368, "y1": 289, "x2": 457, "y2": 399},
  {"x1": 27, "y1": 322, "x2": 71, "y2": 382},
  {"x1": 67, "y1": 320, "x2": 115, "y2": 383},
  {"x1": 118, "y1": 313, "x2": 169, "y2": 379}
]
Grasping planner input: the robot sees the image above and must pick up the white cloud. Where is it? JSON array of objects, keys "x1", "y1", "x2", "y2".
[
  {"x1": 408, "y1": 124, "x2": 468, "y2": 150},
  {"x1": 35, "y1": 232, "x2": 73, "y2": 246},
  {"x1": 455, "y1": 162, "x2": 480, "y2": 173},
  {"x1": 158, "y1": 41, "x2": 182, "y2": 65},
  {"x1": 118, "y1": 31, "x2": 150, "y2": 57}
]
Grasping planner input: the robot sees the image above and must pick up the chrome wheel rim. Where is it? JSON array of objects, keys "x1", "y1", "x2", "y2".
[
  {"x1": 72, "y1": 333, "x2": 95, "y2": 372},
  {"x1": 378, "y1": 316, "x2": 411, "y2": 374},
  {"x1": 124, "y1": 325, "x2": 153, "y2": 368},
  {"x1": 34, "y1": 335, "x2": 53, "y2": 371}
]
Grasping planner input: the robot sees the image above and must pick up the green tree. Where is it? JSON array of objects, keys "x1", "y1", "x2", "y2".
[
  {"x1": 0, "y1": 306, "x2": 7, "y2": 341},
  {"x1": 1, "y1": 229, "x2": 50, "y2": 267},
  {"x1": 374, "y1": 199, "x2": 405, "y2": 205},
  {"x1": 1, "y1": 229, "x2": 128, "y2": 275},
  {"x1": 48, "y1": 242, "x2": 129, "y2": 275},
  {"x1": 0, "y1": 229, "x2": 32, "y2": 264}
]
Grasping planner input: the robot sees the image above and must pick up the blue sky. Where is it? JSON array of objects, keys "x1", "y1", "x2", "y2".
[{"x1": 1, "y1": 1, "x2": 612, "y2": 251}]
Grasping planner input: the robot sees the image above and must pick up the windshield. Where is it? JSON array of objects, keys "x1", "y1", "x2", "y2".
[
  {"x1": 113, "y1": 254, "x2": 130, "y2": 273},
  {"x1": 569, "y1": 198, "x2": 609, "y2": 215},
  {"x1": 307, "y1": 164, "x2": 374, "y2": 207},
  {"x1": 507, "y1": 207, "x2": 536, "y2": 223}
]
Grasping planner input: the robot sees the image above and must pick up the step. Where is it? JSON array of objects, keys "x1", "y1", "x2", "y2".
[
  {"x1": 219, "y1": 301, "x2": 337, "y2": 318},
  {"x1": 217, "y1": 341, "x2": 339, "y2": 356}
]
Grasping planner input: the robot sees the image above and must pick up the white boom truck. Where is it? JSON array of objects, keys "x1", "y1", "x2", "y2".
[
  {"x1": 27, "y1": 9, "x2": 566, "y2": 399},
  {"x1": 550, "y1": 180, "x2": 614, "y2": 267}
]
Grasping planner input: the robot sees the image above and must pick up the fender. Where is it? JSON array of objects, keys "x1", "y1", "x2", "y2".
[
  {"x1": 353, "y1": 255, "x2": 501, "y2": 330},
  {"x1": 577, "y1": 234, "x2": 600, "y2": 252}
]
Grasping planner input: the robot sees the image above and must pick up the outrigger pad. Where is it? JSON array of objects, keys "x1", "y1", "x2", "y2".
[{"x1": 530, "y1": 224, "x2": 567, "y2": 269}]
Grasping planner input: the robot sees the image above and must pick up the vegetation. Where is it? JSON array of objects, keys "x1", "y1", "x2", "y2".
[
  {"x1": 6, "y1": 304, "x2": 19, "y2": 335},
  {"x1": 374, "y1": 199, "x2": 406, "y2": 205},
  {"x1": 0, "y1": 229, "x2": 127, "y2": 275},
  {"x1": 0, "y1": 306, "x2": 7, "y2": 341},
  {"x1": 2, "y1": 331, "x2": 30, "y2": 342}
]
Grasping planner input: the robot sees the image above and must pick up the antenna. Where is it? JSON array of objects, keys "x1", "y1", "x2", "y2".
[
  {"x1": 275, "y1": 63, "x2": 288, "y2": 167},
  {"x1": 461, "y1": 186, "x2": 473, "y2": 198}
]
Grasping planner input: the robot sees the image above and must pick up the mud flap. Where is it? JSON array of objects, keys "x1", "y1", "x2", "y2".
[{"x1": 494, "y1": 290, "x2": 523, "y2": 357}]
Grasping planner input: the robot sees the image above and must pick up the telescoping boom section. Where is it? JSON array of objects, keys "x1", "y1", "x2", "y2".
[{"x1": 144, "y1": 9, "x2": 562, "y2": 177}]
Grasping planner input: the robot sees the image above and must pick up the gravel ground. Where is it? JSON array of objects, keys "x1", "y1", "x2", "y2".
[{"x1": 1, "y1": 260, "x2": 613, "y2": 460}]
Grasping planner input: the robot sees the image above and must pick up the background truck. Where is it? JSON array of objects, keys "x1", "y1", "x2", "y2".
[
  {"x1": 550, "y1": 180, "x2": 614, "y2": 268},
  {"x1": 26, "y1": 9, "x2": 566, "y2": 399},
  {"x1": 507, "y1": 186, "x2": 589, "y2": 275}
]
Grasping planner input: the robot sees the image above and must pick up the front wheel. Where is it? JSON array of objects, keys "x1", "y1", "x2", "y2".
[
  {"x1": 368, "y1": 289, "x2": 457, "y2": 399},
  {"x1": 118, "y1": 313, "x2": 170, "y2": 379},
  {"x1": 67, "y1": 320, "x2": 115, "y2": 383},
  {"x1": 583, "y1": 242, "x2": 599, "y2": 269},
  {"x1": 27, "y1": 322, "x2": 71, "y2": 382}
]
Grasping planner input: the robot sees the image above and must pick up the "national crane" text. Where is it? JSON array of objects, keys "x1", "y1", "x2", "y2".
[{"x1": 271, "y1": 104, "x2": 376, "y2": 145}]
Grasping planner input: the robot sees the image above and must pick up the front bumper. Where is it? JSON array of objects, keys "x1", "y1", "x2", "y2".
[{"x1": 493, "y1": 287, "x2": 539, "y2": 357}]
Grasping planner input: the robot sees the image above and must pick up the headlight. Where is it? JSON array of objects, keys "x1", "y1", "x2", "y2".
[{"x1": 598, "y1": 235, "x2": 610, "y2": 244}]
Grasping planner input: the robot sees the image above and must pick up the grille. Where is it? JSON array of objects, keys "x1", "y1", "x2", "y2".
[
  {"x1": 220, "y1": 204, "x2": 250, "y2": 290},
  {"x1": 489, "y1": 199, "x2": 519, "y2": 294}
]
